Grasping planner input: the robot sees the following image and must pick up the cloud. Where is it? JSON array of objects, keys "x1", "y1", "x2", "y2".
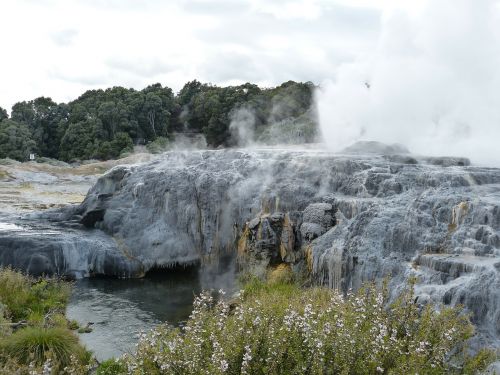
[
  {"x1": 47, "y1": 68, "x2": 108, "y2": 86},
  {"x1": 249, "y1": 0, "x2": 323, "y2": 20},
  {"x1": 0, "y1": 0, "x2": 382, "y2": 111},
  {"x1": 106, "y1": 57, "x2": 177, "y2": 78},
  {"x1": 180, "y1": 0, "x2": 250, "y2": 15},
  {"x1": 50, "y1": 28, "x2": 79, "y2": 46}
]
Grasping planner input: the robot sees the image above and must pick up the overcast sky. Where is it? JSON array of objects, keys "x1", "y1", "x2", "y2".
[{"x1": 0, "y1": 0, "x2": 425, "y2": 112}]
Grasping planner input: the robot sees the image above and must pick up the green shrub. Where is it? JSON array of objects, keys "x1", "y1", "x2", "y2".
[
  {"x1": 146, "y1": 136, "x2": 170, "y2": 154},
  {"x1": 1, "y1": 326, "x2": 87, "y2": 367},
  {"x1": 0, "y1": 268, "x2": 91, "y2": 373},
  {"x1": 68, "y1": 319, "x2": 80, "y2": 330},
  {"x1": 0, "y1": 304, "x2": 11, "y2": 338},
  {"x1": 0, "y1": 268, "x2": 70, "y2": 322},
  {"x1": 97, "y1": 359, "x2": 128, "y2": 375},
  {"x1": 78, "y1": 326, "x2": 93, "y2": 334},
  {"x1": 121, "y1": 280, "x2": 494, "y2": 374}
]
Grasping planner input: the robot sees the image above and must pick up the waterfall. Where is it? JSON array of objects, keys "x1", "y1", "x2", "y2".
[{"x1": 327, "y1": 247, "x2": 343, "y2": 291}]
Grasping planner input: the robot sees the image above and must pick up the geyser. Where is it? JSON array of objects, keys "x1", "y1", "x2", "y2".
[{"x1": 317, "y1": 0, "x2": 500, "y2": 166}]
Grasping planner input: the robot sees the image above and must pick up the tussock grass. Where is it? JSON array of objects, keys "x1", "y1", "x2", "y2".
[
  {"x1": 1, "y1": 326, "x2": 86, "y2": 367},
  {"x1": 0, "y1": 268, "x2": 70, "y2": 322},
  {"x1": 0, "y1": 268, "x2": 91, "y2": 374}
]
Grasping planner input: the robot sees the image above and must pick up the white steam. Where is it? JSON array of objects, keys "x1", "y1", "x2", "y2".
[
  {"x1": 317, "y1": 0, "x2": 500, "y2": 166},
  {"x1": 229, "y1": 107, "x2": 256, "y2": 147}
]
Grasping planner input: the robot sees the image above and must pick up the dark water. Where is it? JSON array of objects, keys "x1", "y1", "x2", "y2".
[{"x1": 66, "y1": 268, "x2": 201, "y2": 361}]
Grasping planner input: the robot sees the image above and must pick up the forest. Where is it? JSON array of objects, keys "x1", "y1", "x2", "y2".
[{"x1": 0, "y1": 81, "x2": 316, "y2": 162}]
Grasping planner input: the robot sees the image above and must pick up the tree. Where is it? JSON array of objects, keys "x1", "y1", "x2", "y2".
[
  {"x1": 143, "y1": 93, "x2": 163, "y2": 138},
  {"x1": 140, "y1": 84, "x2": 174, "y2": 140},
  {"x1": 0, "y1": 120, "x2": 36, "y2": 161},
  {"x1": 59, "y1": 119, "x2": 98, "y2": 161},
  {"x1": 110, "y1": 132, "x2": 133, "y2": 156},
  {"x1": 10, "y1": 97, "x2": 67, "y2": 158},
  {"x1": 176, "y1": 80, "x2": 205, "y2": 107},
  {"x1": 2, "y1": 80, "x2": 318, "y2": 161},
  {"x1": 98, "y1": 101, "x2": 129, "y2": 140},
  {"x1": 205, "y1": 113, "x2": 229, "y2": 147},
  {"x1": 11, "y1": 101, "x2": 35, "y2": 126},
  {"x1": 0, "y1": 106, "x2": 7, "y2": 122},
  {"x1": 268, "y1": 81, "x2": 315, "y2": 122},
  {"x1": 173, "y1": 80, "x2": 210, "y2": 132}
]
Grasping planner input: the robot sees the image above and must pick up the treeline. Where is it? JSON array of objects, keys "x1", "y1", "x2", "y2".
[{"x1": 0, "y1": 80, "x2": 315, "y2": 162}]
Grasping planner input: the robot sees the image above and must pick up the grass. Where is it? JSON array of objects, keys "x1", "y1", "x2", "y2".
[
  {"x1": 0, "y1": 268, "x2": 70, "y2": 323},
  {"x1": 0, "y1": 268, "x2": 91, "y2": 374},
  {"x1": 1, "y1": 326, "x2": 87, "y2": 367},
  {"x1": 96, "y1": 359, "x2": 128, "y2": 375}
]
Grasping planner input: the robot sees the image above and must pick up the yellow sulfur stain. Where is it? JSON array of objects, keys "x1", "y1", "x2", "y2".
[{"x1": 267, "y1": 263, "x2": 293, "y2": 284}]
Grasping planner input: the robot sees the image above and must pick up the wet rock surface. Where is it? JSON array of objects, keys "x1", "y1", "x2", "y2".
[
  {"x1": 1, "y1": 148, "x2": 500, "y2": 347},
  {"x1": 0, "y1": 215, "x2": 143, "y2": 278}
]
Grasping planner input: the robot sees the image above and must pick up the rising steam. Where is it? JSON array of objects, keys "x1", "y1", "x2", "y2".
[
  {"x1": 229, "y1": 107, "x2": 256, "y2": 147},
  {"x1": 317, "y1": 0, "x2": 500, "y2": 166}
]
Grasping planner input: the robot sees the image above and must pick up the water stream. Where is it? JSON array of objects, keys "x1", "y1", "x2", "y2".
[{"x1": 66, "y1": 268, "x2": 200, "y2": 361}]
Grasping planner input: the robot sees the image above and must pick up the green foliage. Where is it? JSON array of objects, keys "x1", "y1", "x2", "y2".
[
  {"x1": 59, "y1": 119, "x2": 98, "y2": 161},
  {"x1": 178, "y1": 80, "x2": 316, "y2": 147},
  {"x1": 1, "y1": 326, "x2": 86, "y2": 367},
  {"x1": 255, "y1": 108, "x2": 318, "y2": 145},
  {"x1": 77, "y1": 326, "x2": 93, "y2": 334},
  {"x1": 3, "y1": 80, "x2": 317, "y2": 161},
  {"x1": 11, "y1": 98, "x2": 68, "y2": 159},
  {"x1": 68, "y1": 320, "x2": 80, "y2": 330},
  {"x1": 95, "y1": 132, "x2": 134, "y2": 160},
  {"x1": 146, "y1": 136, "x2": 170, "y2": 154},
  {"x1": 96, "y1": 359, "x2": 128, "y2": 375},
  {"x1": 0, "y1": 119, "x2": 36, "y2": 161},
  {"x1": 0, "y1": 268, "x2": 70, "y2": 322},
  {"x1": 0, "y1": 106, "x2": 7, "y2": 122},
  {"x1": 112, "y1": 132, "x2": 134, "y2": 155},
  {"x1": 120, "y1": 280, "x2": 494, "y2": 375},
  {"x1": 0, "y1": 268, "x2": 90, "y2": 374}
]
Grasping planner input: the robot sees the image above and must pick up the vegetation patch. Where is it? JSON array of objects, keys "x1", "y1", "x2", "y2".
[
  {"x1": 0, "y1": 169, "x2": 11, "y2": 180},
  {"x1": 0, "y1": 268, "x2": 91, "y2": 374},
  {"x1": 1, "y1": 326, "x2": 87, "y2": 367},
  {"x1": 0, "y1": 269, "x2": 495, "y2": 374},
  {"x1": 0, "y1": 268, "x2": 70, "y2": 322},
  {"x1": 146, "y1": 136, "x2": 170, "y2": 154},
  {"x1": 0, "y1": 81, "x2": 315, "y2": 162},
  {"x1": 119, "y1": 279, "x2": 494, "y2": 374}
]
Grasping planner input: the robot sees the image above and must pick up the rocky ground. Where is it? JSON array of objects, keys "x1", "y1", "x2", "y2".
[
  {"x1": 0, "y1": 153, "x2": 158, "y2": 279},
  {"x1": 0, "y1": 154, "x2": 156, "y2": 213},
  {"x1": 1, "y1": 144, "x2": 499, "y2": 352}
]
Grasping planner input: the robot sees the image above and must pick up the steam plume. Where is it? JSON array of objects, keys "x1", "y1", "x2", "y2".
[
  {"x1": 229, "y1": 107, "x2": 256, "y2": 147},
  {"x1": 317, "y1": 0, "x2": 500, "y2": 166}
]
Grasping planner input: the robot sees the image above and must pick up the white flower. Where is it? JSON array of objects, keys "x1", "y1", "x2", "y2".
[
  {"x1": 42, "y1": 359, "x2": 52, "y2": 375},
  {"x1": 219, "y1": 359, "x2": 229, "y2": 372},
  {"x1": 241, "y1": 344, "x2": 253, "y2": 373}
]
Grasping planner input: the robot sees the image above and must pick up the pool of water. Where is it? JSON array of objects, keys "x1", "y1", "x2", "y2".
[{"x1": 66, "y1": 268, "x2": 201, "y2": 361}]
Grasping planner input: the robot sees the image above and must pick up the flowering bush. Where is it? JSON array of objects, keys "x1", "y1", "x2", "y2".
[{"x1": 120, "y1": 279, "x2": 494, "y2": 374}]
